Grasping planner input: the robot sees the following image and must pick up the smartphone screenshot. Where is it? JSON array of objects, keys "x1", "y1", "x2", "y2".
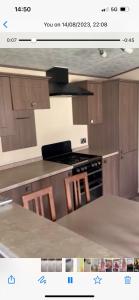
[{"x1": 0, "y1": 1, "x2": 139, "y2": 299}]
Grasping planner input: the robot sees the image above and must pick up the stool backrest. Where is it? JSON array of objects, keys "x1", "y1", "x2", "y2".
[
  {"x1": 22, "y1": 186, "x2": 56, "y2": 221},
  {"x1": 65, "y1": 172, "x2": 90, "y2": 212}
]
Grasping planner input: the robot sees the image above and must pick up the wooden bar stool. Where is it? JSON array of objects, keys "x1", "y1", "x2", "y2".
[
  {"x1": 64, "y1": 172, "x2": 91, "y2": 212},
  {"x1": 22, "y1": 186, "x2": 56, "y2": 221}
]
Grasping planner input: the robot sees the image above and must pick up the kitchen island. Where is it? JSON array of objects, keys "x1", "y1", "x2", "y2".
[
  {"x1": 0, "y1": 202, "x2": 116, "y2": 258},
  {"x1": 59, "y1": 194, "x2": 139, "y2": 257}
]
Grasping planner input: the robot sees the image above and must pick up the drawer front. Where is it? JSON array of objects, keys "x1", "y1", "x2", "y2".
[
  {"x1": 1, "y1": 183, "x2": 32, "y2": 206},
  {"x1": 18, "y1": 183, "x2": 32, "y2": 195}
]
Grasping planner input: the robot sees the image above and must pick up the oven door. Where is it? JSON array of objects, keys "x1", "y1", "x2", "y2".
[
  {"x1": 80, "y1": 173, "x2": 102, "y2": 204},
  {"x1": 88, "y1": 169, "x2": 103, "y2": 200},
  {"x1": 72, "y1": 168, "x2": 102, "y2": 208}
]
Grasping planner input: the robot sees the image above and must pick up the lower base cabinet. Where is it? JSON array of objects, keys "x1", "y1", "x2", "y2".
[
  {"x1": 32, "y1": 171, "x2": 71, "y2": 219},
  {"x1": 103, "y1": 154, "x2": 119, "y2": 195},
  {"x1": 119, "y1": 150, "x2": 138, "y2": 199},
  {"x1": 1, "y1": 170, "x2": 72, "y2": 220},
  {"x1": 1, "y1": 183, "x2": 32, "y2": 206},
  {"x1": 103, "y1": 151, "x2": 138, "y2": 199}
]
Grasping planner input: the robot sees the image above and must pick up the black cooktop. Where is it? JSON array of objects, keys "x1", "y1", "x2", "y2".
[
  {"x1": 42, "y1": 141, "x2": 100, "y2": 166},
  {"x1": 46, "y1": 152, "x2": 97, "y2": 165}
]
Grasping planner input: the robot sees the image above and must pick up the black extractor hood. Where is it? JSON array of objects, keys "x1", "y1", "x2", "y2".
[{"x1": 46, "y1": 67, "x2": 94, "y2": 96}]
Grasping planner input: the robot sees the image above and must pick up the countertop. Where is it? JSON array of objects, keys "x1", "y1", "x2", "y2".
[
  {"x1": 0, "y1": 160, "x2": 72, "y2": 193},
  {"x1": 58, "y1": 195, "x2": 139, "y2": 257},
  {"x1": 75, "y1": 147, "x2": 119, "y2": 159},
  {"x1": 0, "y1": 203, "x2": 117, "y2": 258},
  {"x1": 0, "y1": 148, "x2": 119, "y2": 193}
]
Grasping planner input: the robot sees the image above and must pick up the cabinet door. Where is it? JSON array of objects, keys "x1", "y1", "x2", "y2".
[
  {"x1": 0, "y1": 77, "x2": 15, "y2": 136},
  {"x1": 119, "y1": 82, "x2": 138, "y2": 153},
  {"x1": 103, "y1": 155, "x2": 119, "y2": 195},
  {"x1": 32, "y1": 171, "x2": 71, "y2": 219},
  {"x1": 31, "y1": 177, "x2": 51, "y2": 219},
  {"x1": 30, "y1": 78, "x2": 50, "y2": 109},
  {"x1": 10, "y1": 77, "x2": 50, "y2": 110},
  {"x1": 72, "y1": 81, "x2": 102, "y2": 125},
  {"x1": 1, "y1": 110, "x2": 37, "y2": 151},
  {"x1": 119, "y1": 150, "x2": 138, "y2": 198},
  {"x1": 50, "y1": 171, "x2": 71, "y2": 219},
  {"x1": 1, "y1": 183, "x2": 32, "y2": 206},
  {"x1": 88, "y1": 80, "x2": 119, "y2": 152},
  {"x1": 88, "y1": 82, "x2": 102, "y2": 124}
]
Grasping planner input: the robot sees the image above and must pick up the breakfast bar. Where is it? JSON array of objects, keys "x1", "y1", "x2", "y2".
[
  {"x1": 0, "y1": 202, "x2": 117, "y2": 258},
  {"x1": 58, "y1": 195, "x2": 139, "y2": 257}
]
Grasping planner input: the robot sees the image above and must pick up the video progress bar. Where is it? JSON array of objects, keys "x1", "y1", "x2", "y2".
[
  {"x1": 18, "y1": 39, "x2": 120, "y2": 42},
  {"x1": 45, "y1": 296, "x2": 95, "y2": 298}
]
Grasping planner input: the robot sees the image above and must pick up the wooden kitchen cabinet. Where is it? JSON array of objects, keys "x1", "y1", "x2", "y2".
[
  {"x1": 88, "y1": 80, "x2": 119, "y2": 152},
  {"x1": 119, "y1": 150, "x2": 138, "y2": 198},
  {"x1": 88, "y1": 80, "x2": 138, "y2": 198},
  {"x1": 72, "y1": 81, "x2": 102, "y2": 125},
  {"x1": 103, "y1": 155, "x2": 119, "y2": 195},
  {"x1": 50, "y1": 171, "x2": 71, "y2": 219},
  {"x1": 1, "y1": 170, "x2": 72, "y2": 219},
  {"x1": 32, "y1": 170, "x2": 72, "y2": 219},
  {"x1": 119, "y1": 81, "x2": 138, "y2": 153},
  {"x1": 1, "y1": 182, "x2": 32, "y2": 206},
  {"x1": 0, "y1": 76, "x2": 15, "y2": 136},
  {"x1": 1, "y1": 110, "x2": 37, "y2": 151},
  {"x1": 88, "y1": 80, "x2": 138, "y2": 153},
  {"x1": 10, "y1": 76, "x2": 50, "y2": 110}
]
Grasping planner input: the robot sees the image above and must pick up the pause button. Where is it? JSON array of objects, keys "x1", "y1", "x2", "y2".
[{"x1": 68, "y1": 277, "x2": 73, "y2": 284}]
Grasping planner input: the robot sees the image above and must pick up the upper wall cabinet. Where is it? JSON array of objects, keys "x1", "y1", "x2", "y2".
[
  {"x1": 72, "y1": 81, "x2": 102, "y2": 125},
  {"x1": 0, "y1": 76, "x2": 15, "y2": 136},
  {"x1": 119, "y1": 81, "x2": 138, "y2": 153},
  {"x1": 88, "y1": 80, "x2": 138, "y2": 154},
  {"x1": 1, "y1": 110, "x2": 37, "y2": 151},
  {"x1": 10, "y1": 76, "x2": 50, "y2": 110}
]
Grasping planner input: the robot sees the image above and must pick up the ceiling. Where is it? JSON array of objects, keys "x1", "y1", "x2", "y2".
[{"x1": 0, "y1": 48, "x2": 139, "y2": 77}]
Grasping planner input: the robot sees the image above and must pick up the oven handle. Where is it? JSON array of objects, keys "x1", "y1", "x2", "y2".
[
  {"x1": 80, "y1": 183, "x2": 102, "y2": 195},
  {"x1": 87, "y1": 169, "x2": 102, "y2": 176},
  {"x1": 89, "y1": 184, "x2": 102, "y2": 191}
]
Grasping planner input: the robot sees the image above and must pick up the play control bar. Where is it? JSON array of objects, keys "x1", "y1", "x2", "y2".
[{"x1": 45, "y1": 296, "x2": 95, "y2": 298}]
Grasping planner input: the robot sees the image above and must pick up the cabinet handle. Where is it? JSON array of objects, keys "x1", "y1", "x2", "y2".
[
  {"x1": 120, "y1": 150, "x2": 124, "y2": 159},
  {"x1": 31, "y1": 101, "x2": 37, "y2": 107},
  {"x1": 103, "y1": 159, "x2": 107, "y2": 163},
  {"x1": 90, "y1": 119, "x2": 94, "y2": 124},
  {"x1": 25, "y1": 186, "x2": 30, "y2": 192}
]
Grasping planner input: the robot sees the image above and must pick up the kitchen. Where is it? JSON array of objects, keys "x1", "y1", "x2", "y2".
[{"x1": 0, "y1": 48, "x2": 139, "y2": 258}]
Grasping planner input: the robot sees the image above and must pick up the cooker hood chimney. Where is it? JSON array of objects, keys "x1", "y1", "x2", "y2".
[{"x1": 46, "y1": 67, "x2": 94, "y2": 96}]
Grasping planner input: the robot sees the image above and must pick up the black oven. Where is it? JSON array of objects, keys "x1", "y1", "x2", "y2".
[
  {"x1": 72, "y1": 158, "x2": 102, "y2": 203},
  {"x1": 42, "y1": 140, "x2": 103, "y2": 205}
]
